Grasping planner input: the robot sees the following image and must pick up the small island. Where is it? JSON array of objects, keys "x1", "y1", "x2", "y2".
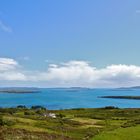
[
  {"x1": 100, "y1": 96, "x2": 140, "y2": 100},
  {"x1": 0, "y1": 88, "x2": 40, "y2": 94}
]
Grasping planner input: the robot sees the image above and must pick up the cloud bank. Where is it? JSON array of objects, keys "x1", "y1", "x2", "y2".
[{"x1": 0, "y1": 58, "x2": 140, "y2": 88}]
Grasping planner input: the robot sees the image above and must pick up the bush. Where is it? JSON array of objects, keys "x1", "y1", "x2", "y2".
[
  {"x1": 17, "y1": 105, "x2": 27, "y2": 109},
  {"x1": 56, "y1": 113, "x2": 65, "y2": 119},
  {"x1": 0, "y1": 108, "x2": 16, "y2": 114},
  {"x1": 35, "y1": 109, "x2": 46, "y2": 115},
  {"x1": 104, "y1": 106, "x2": 119, "y2": 109},
  {"x1": 0, "y1": 116, "x2": 4, "y2": 126},
  {"x1": 31, "y1": 106, "x2": 46, "y2": 110}
]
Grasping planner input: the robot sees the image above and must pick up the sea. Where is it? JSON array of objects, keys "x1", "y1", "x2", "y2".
[{"x1": 0, "y1": 88, "x2": 140, "y2": 110}]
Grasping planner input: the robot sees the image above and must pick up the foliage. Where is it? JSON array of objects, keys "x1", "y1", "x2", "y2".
[{"x1": 0, "y1": 116, "x2": 4, "y2": 126}]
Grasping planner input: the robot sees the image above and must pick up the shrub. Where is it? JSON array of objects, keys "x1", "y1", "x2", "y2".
[
  {"x1": 31, "y1": 106, "x2": 46, "y2": 110},
  {"x1": 17, "y1": 105, "x2": 27, "y2": 109},
  {"x1": 0, "y1": 116, "x2": 4, "y2": 126},
  {"x1": 35, "y1": 109, "x2": 46, "y2": 115},
  {"x1": 56, "y1": 113, "x2": 65, "y2": 119},
  {"x1": 104, "y1": 106, "x2": 119, "y2": 109}
]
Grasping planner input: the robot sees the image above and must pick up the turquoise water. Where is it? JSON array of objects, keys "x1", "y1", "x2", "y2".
[{"x1": 0, "y1": 88, "x2": 140, "y2": 109}]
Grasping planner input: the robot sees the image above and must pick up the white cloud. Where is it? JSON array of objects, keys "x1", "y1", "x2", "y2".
[
  {"x1": 0, "y1": 58, "x2": 140, "y2": 87},
  {"x1": 0, "y1": 58, "x2": 26, "y2": 81},
  {"x1": 0, "y1": 58, "x2": 18, "y2": 71},
  {"x1": 0, "y1": 72, "x2": 26, "y2": 81},
  {"x1": 0, "y1": 20, "x2": 12, "y2": 33},
  {"x1": 35, "y1": 62, "x2": 140, "y2": 87}
]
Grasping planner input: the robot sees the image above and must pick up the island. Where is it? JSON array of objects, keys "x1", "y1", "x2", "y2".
[
  {"x1": 100, "y1": 96, "x2": 140, "y2": 100},
  {"x1": 0, "y1": 87, "x2": 40, "y2": 93}
]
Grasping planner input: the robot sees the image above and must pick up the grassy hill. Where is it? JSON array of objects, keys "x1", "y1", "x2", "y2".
[
  {"x1": 0, "y1": 106, "x2": 140, "y2": 140},
  {"x1": 93, "y1": 125, "x2": 140, "y2": 140}
]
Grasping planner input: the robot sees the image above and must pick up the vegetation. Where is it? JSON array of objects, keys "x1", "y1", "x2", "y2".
[
  {"x1": 93, "y1": 125, "x2": 140, "y2": 140},
  {"x1": 0, "y1": 106, "x2": 139, "y2": 139}
]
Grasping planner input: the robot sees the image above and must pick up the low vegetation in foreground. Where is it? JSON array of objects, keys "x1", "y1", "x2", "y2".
[{"x1": 0, "y1": 106, "x2": 140, "y2": 140}]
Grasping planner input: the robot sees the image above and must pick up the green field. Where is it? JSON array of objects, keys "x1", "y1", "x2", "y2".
[
  {"x1": 93, "y1": 125, "x2": 140, "y2": 140},
  {"x1": 0, "y1": 106, "x2": 140, "y2": 140}
]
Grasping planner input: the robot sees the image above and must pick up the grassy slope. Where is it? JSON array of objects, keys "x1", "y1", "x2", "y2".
[
  {"x1": 92, "y1": 125, "x2": 140, "y2": 140},
  {"x1": 0, "y1": 107, "x2": 140, "y2": 140}
]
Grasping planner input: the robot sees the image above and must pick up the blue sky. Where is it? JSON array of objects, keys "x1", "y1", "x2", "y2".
[{"x1": 0, "y1": 1, "x2": 140, "y2": 87}]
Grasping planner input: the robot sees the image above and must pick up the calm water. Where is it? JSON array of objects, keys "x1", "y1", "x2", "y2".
[{"x1": 0, "y1": 88, "x2": 140, "y2": 109}]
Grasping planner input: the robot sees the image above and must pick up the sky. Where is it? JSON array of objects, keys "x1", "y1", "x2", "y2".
[{"x1": 0, "y1": 0, "x2": 140, "y2": 87}]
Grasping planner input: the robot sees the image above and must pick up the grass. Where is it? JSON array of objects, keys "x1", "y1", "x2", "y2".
[
  {"x1": 70, "y1": 117, "x2": 102, "y2": 128},
  {"x1": 0, "y1": 107, "x2": 140, "y2": 139},
  {"x1": 92, "y1": 125, "x2": 140, "y2": 140}
]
